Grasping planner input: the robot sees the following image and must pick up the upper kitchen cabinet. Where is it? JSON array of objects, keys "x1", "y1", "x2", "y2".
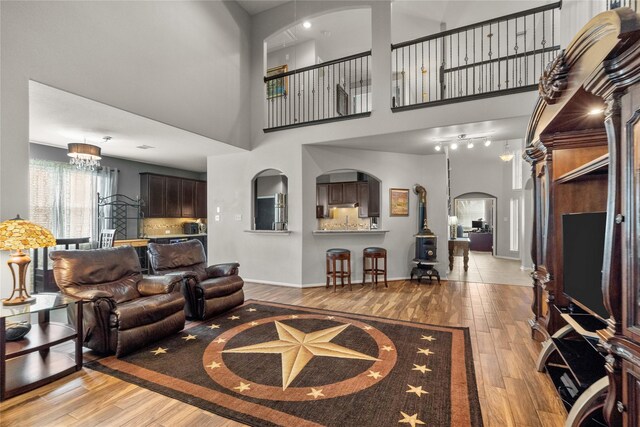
[
  {"x1": 315, "y1": 171, "x2": 381, "y2": 221},
  {"x1": 367, "y1": 179, "x2": 380, "y2": 217},
  {"x1": 181, "y1": 179, "x2": 196, "y2": 218},
  {"x1": 140, "y1": 173, "x2": 207, "y2": 219},
  {"x1": 195, "y1": 181, "x2": 207, "y2": 218},
  {"x1": 165, "y1": 176, "x2": 182, "y2": 217},
  {"x1": 140, "y1": 173, "x2": 166, "y2": 218}
]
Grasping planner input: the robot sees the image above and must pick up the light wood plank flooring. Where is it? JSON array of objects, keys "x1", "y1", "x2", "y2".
[{"x1": 0, "y1": 280, "x2": 566, "y2": 427}]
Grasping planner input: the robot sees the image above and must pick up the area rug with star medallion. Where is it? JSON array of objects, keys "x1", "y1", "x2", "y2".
[{"x1": 87, "y1": 300, "x2": 482, "y2": 427}]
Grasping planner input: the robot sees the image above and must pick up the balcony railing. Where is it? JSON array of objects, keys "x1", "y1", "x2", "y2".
[
  {"x1": 263, "y1": 51, "x2": 372, "y2": 131},
  {"x1": 391, "y1": 2, "x2": 562, "y2": 111},
  {"x1": 607, "y1": 0, "x2": 638, "y2": 11}
]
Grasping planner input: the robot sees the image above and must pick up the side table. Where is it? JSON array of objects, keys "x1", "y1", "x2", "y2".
[
  {"x1": 0, "y1": 293, "x2": 83, "y2": 401},
  {"x1": 448, "y1": 237, "x2": 470, "y2": 272}
]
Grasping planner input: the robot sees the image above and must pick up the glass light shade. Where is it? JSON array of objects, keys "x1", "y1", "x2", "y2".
[
  {"x1": 499, "y1": 142, "x2": 514, "y2": 162},
  {"x1": 0, "y1": 216, "x2": 56, "y2": 251},
  {"x1": 68, "y1": 143, "x2": 102, "y2": 170}
]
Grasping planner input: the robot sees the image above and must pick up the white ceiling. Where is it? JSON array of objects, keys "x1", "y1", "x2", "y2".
[
  {"x1": 313, "y1": 115, "x2": 529, "y2": 159},
  {"x1": 236, "y1": 0, "x2": 288, "y2": 15},
  {"x1": 29, "y1": 81, "x2": 244, "y2": 173},
  {"x1": 266, "y1": 8, "x2": 371, "y2": 55}
]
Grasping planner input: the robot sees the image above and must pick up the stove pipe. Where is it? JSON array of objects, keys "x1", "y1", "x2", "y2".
[{"x1": 413, "y1": 184, "x2": 434, "y2": 235}]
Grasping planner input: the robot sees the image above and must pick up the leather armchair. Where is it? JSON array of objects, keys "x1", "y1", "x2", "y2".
[
  {"x1": 147, "y1": 239, "x2": 244, "y2": 320},
  {"x1": 50, "y1": 246, "x2": 186, "y2": 357}
]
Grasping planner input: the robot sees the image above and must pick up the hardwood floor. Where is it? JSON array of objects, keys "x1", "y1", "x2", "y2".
[{"x1": 0, "y1": 280, "x2": 566, "y2": 427}]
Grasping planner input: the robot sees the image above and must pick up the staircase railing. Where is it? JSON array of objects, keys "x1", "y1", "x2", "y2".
[
  {"x1": 263, "y1": 50, "x2": 372, "y2": 131},
  {"x1": 607, "y1": 0, "x2": 638, "y2": 11},
  {"x1": 391, "y1": 2, "x2": 562, "y2": 111}
]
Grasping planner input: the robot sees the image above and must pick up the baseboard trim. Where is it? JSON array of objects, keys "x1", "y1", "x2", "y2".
[
  {"x1": 246, "y1": 276, "x2": 422, "y2": 288},
  {"x1": 494, "y1": 255, "x2": 521, "y2": 261}
]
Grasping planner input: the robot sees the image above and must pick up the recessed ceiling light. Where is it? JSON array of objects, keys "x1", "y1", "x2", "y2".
[
  {"x1": 136, "y1": 145, "x2": 155, "y2": 150},
  {"x1": 303, "y1": 21, "x2": 311, "y2": 29},
  {"x1": 484, "y1": 138, "x2": 492, "y2": 147},
  {"x1": 589, "y1": 108, "x2": 604, "y2": 115},
  {"x1": 451, "y1": 142, "x2": 458, "y2": 150},
  {"x1": 434, "y1": 144, "x2": 442, "y2": 152}
]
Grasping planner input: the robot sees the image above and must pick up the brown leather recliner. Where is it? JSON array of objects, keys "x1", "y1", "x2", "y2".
[
  {"x1": 147, "y1": 239, "x2": 244, "y2": 320},
  {"x1": 50, "y1": 245, "x2": 186, "y2": 357}
]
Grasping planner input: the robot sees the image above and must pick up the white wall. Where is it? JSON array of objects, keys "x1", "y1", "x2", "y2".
[
  {"x1": 267, "y1": 40, "x2": 317, "y2": 70},
  {"x1": 0, "y1": 0, "x2": 251, "y2": 296},
  {"x1": 449, "y1": 139, "x2": 527, "y2": 258},
  {"x1": 208, "y1": 142, "x2": 448, "y2": 287},
  {"x1": 302, "y1": 146, "x2": 448, "y2": 285},
  {"x1": 207, "y1": 141, "x2": 303, "y2": 286}
]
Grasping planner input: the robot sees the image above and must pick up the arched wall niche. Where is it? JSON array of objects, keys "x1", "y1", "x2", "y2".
[
  {"x1": 251, "y1": 168, "x2": 289, "y2": 231},
  {"x1": 315, "y1": 169, "x2": 381, "y2": 231}
]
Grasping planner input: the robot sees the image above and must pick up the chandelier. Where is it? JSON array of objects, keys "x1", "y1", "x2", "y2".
[
  {"x1": 67, "y1": 137, "x2": 109, "y2": 170},
  {"x1": 499, "y1": 142, "x2": 514, "y2": 162}
]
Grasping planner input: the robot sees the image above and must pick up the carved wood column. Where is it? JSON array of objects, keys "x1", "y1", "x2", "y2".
[{"x1": 602, "y1": 91, "x2": 624, "y2": 427}]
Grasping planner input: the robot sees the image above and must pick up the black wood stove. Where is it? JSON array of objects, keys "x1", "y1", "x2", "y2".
[{"x1": 410, "y1": 184, "x2": 440, "y2": 284}]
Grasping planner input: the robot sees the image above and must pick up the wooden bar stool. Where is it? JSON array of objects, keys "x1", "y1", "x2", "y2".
[
  {"x1": 363, "y1": 247, "x2": 388, "y2": 288},
  {"x1": 326, "y1": 249, "x2": 352, "y2": 292}
]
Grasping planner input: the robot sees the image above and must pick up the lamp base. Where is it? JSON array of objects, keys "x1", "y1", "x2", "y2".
[
  {"x1": 2, "y1": 296, "x2": 36, "y2": 306},
  {"x1": 4, "y1": 250, "x2": 35, "y2": 306}
]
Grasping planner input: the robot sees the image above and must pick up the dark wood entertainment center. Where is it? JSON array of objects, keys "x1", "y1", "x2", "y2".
[{"x1": 525, "y1": 8, "x2": 640, "y2": 426}]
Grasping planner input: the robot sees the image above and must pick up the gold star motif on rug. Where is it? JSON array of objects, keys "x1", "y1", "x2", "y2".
[
  {"x1": 367, "y1": 370, "x2": 382, "y2": 379},
  {"x1": 381, "y1": 345, "x2": 394, "y2": 352},
  {"x1": 223, "y1": 321, "x2": 379, "y2": 389},
  {"x1": 250, "y1": 321, "x2": 259, "y2": 326},
  {"x1": 214, "y1": 338, "x2": 226, "y2": 344},
  {"x1": 406, "y1": 384, "x2": 428, "y2": 397},
  {"x1": 326, "y1": 316, "x2": 335, "y2": 320},
  {"x1": 206, "y1": 361, "x2": 221, "y2": 369},
  {"x1": 399, "y1": 411, "x2": 426, "y2": 427},
  {"x1": 151, "y1": 347, "x2": 167, "y2": 355},
  {"x1": 233, "y1": 382, "x2": 251, "y2": 392},
  {"x1": 412, "y1": 364, "x2": 432, "y2": 374},
  {"x1": 290, "y1": 315, "x2": 299, "y2": 319},
  {"x1": 417, "y1": 348, "x2": 434, "y2": 356},
  {"x1": 228, "y1": 315, "x2": 240, "y2": 320},
  {"x1": 182, "y1": 334, "x2": 197, "y2": 341},
  {"x1": 247, "y1": 308, "x2": 257, "y2": 312},
  {"x1": 421, "y1": 335, "x2": 436, "y2": 341},
  {"x1": 307, "y1": 388, "x2": 325, "y2": 399},
  {"x1": 209, "y1": 324, "x2": 221, "y2": 329},
  {"x1": 362, "y1": 325, "x2": 373, "y2": 330}
]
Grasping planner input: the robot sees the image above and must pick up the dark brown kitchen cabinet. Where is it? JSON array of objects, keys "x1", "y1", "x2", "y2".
[
  {"x1": 181, "y1": 180, "x2": 196, "y2": 218},
  {"x1": 357, "y1": 182, "x2": 369, "y2": 218},
  {"x1": 195, "y1": 181, "x2": 207, "y2": 218},
  {"x1": 342, "y1": 182, "x2": 358, "y2": 204},
  {"x1": 316, "y1": 184, "x2": 329, "y2": 218},
  {"x1": 368, "y1": 179, "x2": 380, "y2": 217},
  {"x1": 141, "y1": 174, "x2": 166, "y2": 218},
  {"x1": 328, "y1": 183, "x2": 343, "y2": 204},
  {"x1": 140, "y1": 173, "x2": 207, "y2": 219},
  {"x1": 165, "y1": 177, "x2": 182, "y2": 218}
]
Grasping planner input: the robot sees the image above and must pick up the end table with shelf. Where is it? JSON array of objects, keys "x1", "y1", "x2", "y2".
[{"x1": 0, "y1": 293, "x2": 83, "y2": 401}]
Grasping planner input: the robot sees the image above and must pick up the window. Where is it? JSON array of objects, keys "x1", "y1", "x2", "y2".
[
  {"x1": 29, "y1": 159, "x2": 117, "y2": 240},
  {"x1": 512, "y1": 148, "x2": 523, "y2": 190},
  {"x1": 510, "y1": 197, "x2": 519, "y2": 252}
]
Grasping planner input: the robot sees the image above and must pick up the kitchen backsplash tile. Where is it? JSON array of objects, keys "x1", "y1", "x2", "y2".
[
  {"x1": 143, "y1": 217, "x2": 201, "y2": 237},
  {"x1": 318, "y1": 207, "x2": 371, "y2": 231}
]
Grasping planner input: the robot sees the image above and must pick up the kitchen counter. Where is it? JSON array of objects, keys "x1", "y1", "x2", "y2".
[
  {"x1": 114, "y1": 239, "x2": 149, "y2": 247},
  {"x1": 145, "y1": 233, "x2": 207, "y2": 239},
  {"x1": 313, "y1": 230, "x2": 389, "y2": 234}
]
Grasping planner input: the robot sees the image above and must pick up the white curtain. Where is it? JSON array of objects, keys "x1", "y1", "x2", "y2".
[{"x1": 29, "y1": 159, "x2": 119, "y2": 243}]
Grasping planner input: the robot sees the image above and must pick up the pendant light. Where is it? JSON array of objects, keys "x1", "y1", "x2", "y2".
[{"x1": 499, "y1": 142, "x2": 514, "y2": 162}]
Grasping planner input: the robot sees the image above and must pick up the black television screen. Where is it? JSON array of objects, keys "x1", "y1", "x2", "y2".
[
  {"x1": 471, "y1": 220, "x2": 484, "y2": 229},
  {"x1": 562, "y1": 212, "x2": 608, "y2": 320}
]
